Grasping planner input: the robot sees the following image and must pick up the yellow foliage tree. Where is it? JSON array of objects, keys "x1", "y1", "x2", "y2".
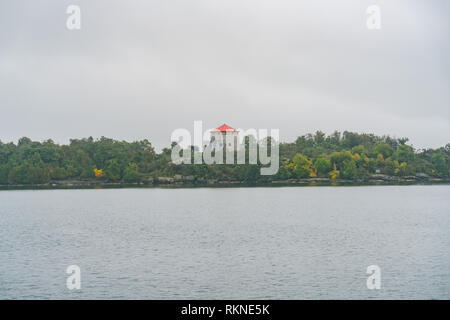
[
  {"x1": 309, "y1": 168, "x2": 317, "y2": 178},
  {"x1": 363, "y1": 156, "x2": 370, "y2": 167},
  {"x1": 94, "y1": 168, "x2": 103, "y2": 178},
  {"x1": 376, "y1": 153, "x2": 384, "y2": 164},
  {"x1": 329, "y1": 163, "x2": 339, "y2": 180}
]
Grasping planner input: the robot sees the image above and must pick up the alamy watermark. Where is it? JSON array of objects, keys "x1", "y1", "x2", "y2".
[
  {"x1": 366, "y1": 5, "x2": 381, "y2": 30},
  {"x1": 366, "y1": 265, "x2": 381, "y2": 289},
  {"x1": 66, "y1": 5, "x2": 81, "y2": 30},
  {"x1": 66, "y1": 265, "x2": 81, "y2": 290},
  {"x1": 65, "y1": 5, "x2": 381, "y2": 31},
  {"x1": 170, "y1": 121, "x2": 279, "y2": 175}
]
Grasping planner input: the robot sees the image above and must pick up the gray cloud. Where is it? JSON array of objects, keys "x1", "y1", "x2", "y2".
[{"x1": 0, "y1": 0, "x2": 449, "y2": 150}]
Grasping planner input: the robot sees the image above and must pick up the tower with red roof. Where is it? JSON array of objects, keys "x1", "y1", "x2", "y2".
[{"x1": 207, "y1": 124, "x2": 240, "y2": 151}]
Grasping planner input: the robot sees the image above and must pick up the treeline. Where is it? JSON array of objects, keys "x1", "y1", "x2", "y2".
[
  {"x1": 277, "y1": 131, "x2": 449, "y2": 180},
  {"x1": 0, "y1": 131, "x2": 449, "y2": 185}
]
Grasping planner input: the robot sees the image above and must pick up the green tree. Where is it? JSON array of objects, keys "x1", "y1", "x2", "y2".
[
  {"x1": 341, "y1": 159, "x2": 357, "y2": 179},
  {"x1": 0, "y1": 165, "x2": 9, "y2": 184},
  {"x1": 351, "y1": 145, "x2": 366, "y2": 156},
  {"x1": 395, "y1": 145, "x2": 415, "y2": 163},
  {"x1": 314, "y1": 131, "x2": 326, "y2": 145},
  {"x1": 431, "y1": 152, "x2": 448, "y2": 176},
  {"x1": 292, "y1": 154, "x2": 312, "y2": 178},
  {"x1": 313, "y1": 157, "x2": 331, "y2": 177},
  {"x1": 372, "y1": 142, "x2": 393, "y2": 158},
  {"x1": 123, "y1": 163, "x2": 140, "y2": 182},
  {"x1": 105, "y1": 159, "x2": 122, "y2": 181},
  {"x1": 330, "y1": 151, "x2": 352, "y2": 169}
]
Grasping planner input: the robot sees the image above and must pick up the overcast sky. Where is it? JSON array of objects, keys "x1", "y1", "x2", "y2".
[{"x1": 0, "y1": 0, "x2": 449, "y2": 151}]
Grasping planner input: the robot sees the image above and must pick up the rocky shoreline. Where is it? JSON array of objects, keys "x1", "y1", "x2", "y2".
[{"x1": 0, "y1": 174, "x2": 448, "y2": 190}]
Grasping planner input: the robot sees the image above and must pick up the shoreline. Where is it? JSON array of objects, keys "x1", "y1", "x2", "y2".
[{"x1": 1, "y1": 176, "x2": 449, "y2": 191}]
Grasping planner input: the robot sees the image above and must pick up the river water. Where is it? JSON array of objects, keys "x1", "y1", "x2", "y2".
[{"x1": 0, "y1": 185, "x2": 449, "y2": 299}]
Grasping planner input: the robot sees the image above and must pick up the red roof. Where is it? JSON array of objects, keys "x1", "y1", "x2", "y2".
[{"x1": 213, "y1": 124, "x2": 237, "y2": 132}]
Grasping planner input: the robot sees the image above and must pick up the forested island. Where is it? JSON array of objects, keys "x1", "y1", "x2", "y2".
[{"x1": 0, "y1": 131, "x2": 449, "y2": 188}]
